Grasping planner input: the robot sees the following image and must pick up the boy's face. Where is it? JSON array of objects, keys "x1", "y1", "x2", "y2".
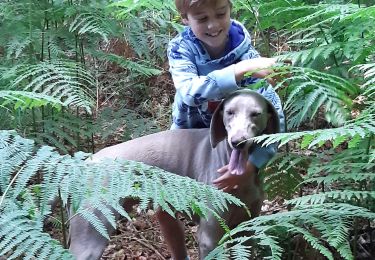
[{"x1": 184, "y1": 0, "x2": 231, "y2": 56}]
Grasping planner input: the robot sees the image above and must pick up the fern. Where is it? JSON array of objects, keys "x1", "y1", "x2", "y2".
[
  {"x1": 208, "y1": 203, "x2": 375, "y2": 260},
  {"x1": 0, "y1": 130, "x2": 242, "y2": 258},
  {"x1": 0, "y1": 90, "x2": 65, "y2": 110},
  {"x1": 0, "y1": 0, "x2": 172, "y2": 149},
  {"x1": 5, "y1": 36, "x2": 33, "y2": 60},
  {"x1": 65, "y1": 159, "x2": 244, "y2": 239},
  {"x1": 262, "y1": 2, "x2": 374, "y2": 71},
  {"x1": 288, "y1": 191, "x2": 375, "y2": 206},
  {"x1": 262, "y1": 153, "x2": 305, "y2": 200},
  {"x1": 252, "y1": 104, "x2": 375, "y2": 150},
  {"x1": 92, "y1": 51, "x2": 162, "y2": 77},
  {"x1": 93, "y1": 107, "x2": 159, "y2": 143},
  {"x1": 9, "y1": 61, "x2": 95, "y2": 112},
  {"x1": 282, "y1": 4, "x2": 358, "y2": 29},
  {"x1": 110, "y1": 0, "x2": 176, "y2": 60},
  {"x1": 69, "y1": 12, "x2": 111, "y2": 42},
  {"x1": 273, "y1": 66, "x2": 359, "y2": 128},
  {"x1": 0, "y1": 205, "x2": 73, "y2": 260},
  {"x1": 353, "y1": 62, "x2": 375, "y2": 97}
]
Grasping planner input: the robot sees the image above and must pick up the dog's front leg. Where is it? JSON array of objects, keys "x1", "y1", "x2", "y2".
[
  {"x1": 197, "y1": 214, "x2": 226, "y2": 259},
  {"x1": 155, "y1": 209, "x2": 189, "y2": 260},
  {"x1": 69, "y1": 208, "x2": 114, "y2": 260},
  {"x1": 69, "y1": 198, "x2": 138, "y2": 260}
]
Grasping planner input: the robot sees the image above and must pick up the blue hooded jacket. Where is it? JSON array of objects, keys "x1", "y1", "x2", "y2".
[{"x1": 167, "y1": 20, "x2": 285, "y2": 169}]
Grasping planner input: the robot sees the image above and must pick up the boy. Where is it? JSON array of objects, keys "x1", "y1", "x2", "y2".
[
  {"x1": 168, "y1": 0, "x2": 285, "y2": 190},
  {"x1": 157, "y1": 0, "x2": 285, "y2": 259}
]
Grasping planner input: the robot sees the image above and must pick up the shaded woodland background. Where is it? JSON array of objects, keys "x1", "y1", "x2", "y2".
[{"x1": 0, "y1": 0, "x2": 374, "y2": 259}]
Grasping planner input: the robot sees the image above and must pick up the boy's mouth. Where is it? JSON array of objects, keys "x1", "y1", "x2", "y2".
[{"x1": 206, "y1": 30, "x2": 222, "y2": 37}]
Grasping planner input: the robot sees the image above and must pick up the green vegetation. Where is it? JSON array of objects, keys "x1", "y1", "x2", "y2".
[{"x1": 0, "y1": 0, "x2": 374, "y2": 259}]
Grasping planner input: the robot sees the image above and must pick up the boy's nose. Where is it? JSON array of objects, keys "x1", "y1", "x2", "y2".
[{"x1": 207, "y1": 19, "x2": 219, "y2": 30}]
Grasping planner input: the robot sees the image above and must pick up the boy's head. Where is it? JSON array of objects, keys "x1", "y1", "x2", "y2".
[
  {"x1": 174, "y1": 0, "x2": 233, "y2": 58},
  {"x1": 175, "y1": 0, "x2": 232, "y2": 19}
]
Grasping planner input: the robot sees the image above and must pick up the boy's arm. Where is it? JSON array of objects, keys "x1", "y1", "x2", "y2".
[
  {"x1": 168, "y1": 37, "x2": 278, "y2": 106},
  {"x1": 167, "y1": 38, "x2": 239, "y2": 106}
]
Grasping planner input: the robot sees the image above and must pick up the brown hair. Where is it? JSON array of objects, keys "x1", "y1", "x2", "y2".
[{"x1": 175, "y1": 0, "x2": 231, "y2": 18}]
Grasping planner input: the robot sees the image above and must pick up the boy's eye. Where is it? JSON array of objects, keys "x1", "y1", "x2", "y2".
[
  {"x1": 197, "y1": 17, "x2": 207, "y2": 22},
  {"x1": 217, "y1": 13, "x2": 226, "y2": 17}
]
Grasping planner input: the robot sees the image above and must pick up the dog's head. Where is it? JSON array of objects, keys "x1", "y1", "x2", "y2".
[{"x1": 210, "y1": 89, "x2": 280, "y2": 150}]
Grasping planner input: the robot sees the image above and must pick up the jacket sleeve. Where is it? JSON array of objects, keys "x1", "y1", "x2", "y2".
[{"x1": 167, "y1": 39, "x2": 239, "y2": 106}]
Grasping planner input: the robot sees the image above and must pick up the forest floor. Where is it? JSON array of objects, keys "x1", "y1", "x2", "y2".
[
  {"x1": 99, "y1": 200, "x2": 287, "y2": 260},
  {"x1": 101, "y1": 210, "x2": 198, "y2": 260}
]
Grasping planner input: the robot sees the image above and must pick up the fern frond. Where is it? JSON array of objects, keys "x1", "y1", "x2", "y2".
[
  {"x1": 0, "y1": 131, "x2": 34, "y2": 192},
  {"x1": 1, "y1": 130, "x2": 243, "y2": 257},
  {"x1": 63, "y1": 158, "x2": 245, "y2": 238},
  {"x1": 291, "y1": 4, "x2": 358, "y2": 29},
  {"x1": 5, "y1": 35, "x2": 33, "y2": 60},
  {"x1": 252, "y1": 107, "x2": 375, "y2": 149},
  {"x1": 210, "y1": 203, "x2": 375, "y2": 259},
  {"x1": 272, "y1": 66, "x2": 358, "y2": 128},
  {"x1": 0, "y1": 207, "x2": 72, "y2": 260},
  {"x1": 271, "y1": 3, "x2": 358, "y2": 30},
  {"x1": 110, "y1": 0, "x2": 175, "y2": 19},
  {"x1": 306, "y1": 146, "x2": 373, "y2": 173},
  {"x1": 11, "y1": 146, "x2": 61, "y2": 200},
  {"x1": 9, "y1": 61, "x2": 95, "y2": 112},
  {"x1": 352, "y1": 63, "x2": 375, "y2": 97},
  {"x1": 24, "y1": 112, "x2": 97, "y2": 153},
  {"x1": 92, "y1": 51, "x2": 162, "y2": 77},
  {"x1": 271, "y1": 3, "x2": 373, "y2": 67},
  {"x1": 288, "y1": 191, "x2": 375, "y2": 206},
  {"x1": 304, "y1": 172, "x2": 375, "y2": 186},
  {"x1": 262, "y1": 153, "x2": 305, "y2": 200},
  {"x1": 283, "y1": 43, "x2": 341, "y2": 64},
  {"x1": 0, "y1": 90, "x2": 65, "y2": 110},
  {"x1": 69, "y1": 12, "x2": 111, "y2": 42}
]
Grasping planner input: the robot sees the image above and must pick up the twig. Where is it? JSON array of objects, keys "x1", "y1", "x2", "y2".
[
  {"x1": 128, "y1": 222, "x2": 167, "y2": 260},
  {"x1": 0, "y1": 166, "x2": 25, "y2": 208},
  {"x1": 58, "y1": 189, "x2": 68, "y2": 249},
  {"x1": 130, "y1": 236, "x2": 167, "y2": 260}
]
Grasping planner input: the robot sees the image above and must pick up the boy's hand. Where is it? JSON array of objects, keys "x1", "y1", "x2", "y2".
[
  {"x1": 213, "y1": 162, "x2": 257, "y2": 192},
  {"x1": 234, "y1": 57, "x2": 292, "y2": 86},
  {"x1": 234, "y1": 57, "x2": 277, "y2": 82}
]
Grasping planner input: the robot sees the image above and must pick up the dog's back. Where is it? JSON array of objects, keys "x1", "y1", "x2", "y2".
[{"x1": 90, "y1": 128, "x2": 231, "y2": 184}]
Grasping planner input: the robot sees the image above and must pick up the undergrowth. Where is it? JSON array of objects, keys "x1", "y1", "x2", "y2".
[{"x1": 0, "y1": 0, "x2": 374, "y2": 259}]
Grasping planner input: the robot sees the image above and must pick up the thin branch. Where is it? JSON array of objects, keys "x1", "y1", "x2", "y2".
[{"x1": 0, "y1": 166, "x2": 25, "y2": 208}]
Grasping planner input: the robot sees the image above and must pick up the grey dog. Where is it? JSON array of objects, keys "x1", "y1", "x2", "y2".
[{"x1": 68, "y1": 89, "x2": 280, "y2": 259}]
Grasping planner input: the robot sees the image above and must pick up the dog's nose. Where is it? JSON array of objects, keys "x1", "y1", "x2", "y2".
[{"x1": 231, "y1": 137, "x2": 247, "y2": 149}]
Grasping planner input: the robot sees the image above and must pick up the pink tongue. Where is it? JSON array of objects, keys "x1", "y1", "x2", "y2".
[{"x1": 228, "y1": 149, "x2": 247, "y2": 175}]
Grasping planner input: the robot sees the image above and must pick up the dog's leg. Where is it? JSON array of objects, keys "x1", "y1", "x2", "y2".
[
  {"x1": 155, "y1": 209, "x2": 188, "y2": 260},
  {"x1": 69, "y1": 208, "x2": 114, "y2": 260},
  {"x1": 197, "y1": 214, "x2": 226, "y2": 259},
  {"x1": 69, "y1": 198, "x2": 137, "y2": 260}
]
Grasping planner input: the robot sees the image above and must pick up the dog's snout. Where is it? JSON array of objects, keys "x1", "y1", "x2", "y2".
[{"x1": 230, "y1": 136, "x2": 247, "y2": 149}]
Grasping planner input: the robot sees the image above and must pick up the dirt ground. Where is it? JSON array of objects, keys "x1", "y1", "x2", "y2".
[
  {"x1": 100, "y1": 210, "x2": 199, "y2": 260},
  {"x1": 98, "y1": 200, "x2": 288, "y2": 260}
]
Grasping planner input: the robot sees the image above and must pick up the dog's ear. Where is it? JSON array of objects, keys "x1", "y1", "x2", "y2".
[
  {"x1": 210, "y1": 100, "x2": 226, "y2": 148},
  {"x1": 264, "y1": 101, "x2": 281, "y2": 134}
]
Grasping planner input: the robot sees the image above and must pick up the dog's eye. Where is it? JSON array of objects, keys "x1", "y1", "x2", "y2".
[
  {"x1": 226, "y1": 110, "x2": 234, "y2": 116},
  {"x1": 250, "y1": 112, "x2": 261, "y2": 117}
]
